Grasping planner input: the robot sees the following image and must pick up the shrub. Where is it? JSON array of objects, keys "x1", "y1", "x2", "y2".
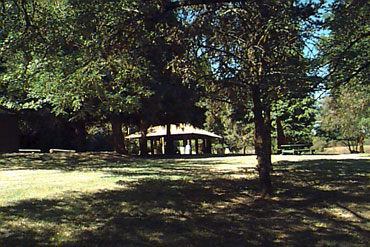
[{"x1": 312, "y1": 136, "x2": 327, "y2": 153}]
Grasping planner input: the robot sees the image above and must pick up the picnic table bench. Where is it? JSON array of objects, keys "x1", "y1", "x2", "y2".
[
  {"x1": 18, "y1": 149, "x2": 42, "y2": 153},
  {"x1": 279, "y1": 144, "x2": 314, "y2": 155}
]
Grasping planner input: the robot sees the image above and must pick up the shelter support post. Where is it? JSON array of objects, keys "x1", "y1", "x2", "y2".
[
  {"x1": 205, "y1": 138, "x2": 212, "y2": 154},
  {"x1": 161, "y1": 137, "x2": 165, "y2": 154},
  {"x1": 201, "y1": 138, "x2": 206, "y2": 154},
  {"x1": 150, "y1": 140, "x2": 155, "y2": 155}
]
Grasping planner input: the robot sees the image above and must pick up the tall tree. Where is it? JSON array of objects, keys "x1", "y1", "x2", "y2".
[
  {"x1": 1, "y1": 0, "x2": 321, "y2": 196},
  {"x1": 170, "y1": 1, "x2": 319, "y2": 196},
  {"x1": 128, "y1": 1, "x2": 205, "y2": 155}
]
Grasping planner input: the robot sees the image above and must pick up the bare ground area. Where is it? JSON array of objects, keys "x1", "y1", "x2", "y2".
[
  {"x1": 0, "y1": 153, "x2": 369, "y2": 246},
  {"x1": 323, "y1": 146, "x2": 370, "y2": 154}
]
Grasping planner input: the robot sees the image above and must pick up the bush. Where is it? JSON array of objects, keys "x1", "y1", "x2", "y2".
[
  {"x1": 364, "y1": 138, "x2": 370, "y2": 145},
  {"x1": 312, "y1": 136, "x2": 327, "y2": 153}
]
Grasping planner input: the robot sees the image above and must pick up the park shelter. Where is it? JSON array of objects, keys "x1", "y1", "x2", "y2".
[
  {"x1": 126, "y1": 123, "x2": 222, "y2": 155},
  {"x1": 0, "y1": 108, "x2": 20, "y2": 153}
]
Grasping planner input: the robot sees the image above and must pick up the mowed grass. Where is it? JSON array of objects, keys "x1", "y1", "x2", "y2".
[
  {"x1": 0, "y1": 153, "x2": 255, "y2": 206},
  {"x1": 0, "y1": 169, "x2": 121, "y2": 205},
  {"x1": 0, "y1": 153, "x2": 369, "y2": 246}
]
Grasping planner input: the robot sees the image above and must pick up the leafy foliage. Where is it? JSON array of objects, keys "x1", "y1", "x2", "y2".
[
  {"x1": 203, "y1": 99, "x2": 254, "y2": 154},
  {"x1": 0, "y1": 0, "x2": 338, "y2": 195},
  {"x1": 0, "y1": 0, "x2": 205, "y2": 153},
  {"x1": 272, "y1": 96, "x2": 317, "y2": 145},
  {"x1": 0, "y1": 0, "x2": 154, "y2": 118},
  {"x1": 318, "y1": 0, "x2": 369, "y2": 88},
  {"x1": 318, "y1": 86, "x2": 370, "y2": 153},
  {"x1": 315, "y1": 0, "x2": 370, "y2": 152}
]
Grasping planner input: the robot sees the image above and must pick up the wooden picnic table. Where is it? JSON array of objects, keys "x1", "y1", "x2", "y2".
[{"x1": 279, "y1": 144, "x2": 314, "y2": 155}]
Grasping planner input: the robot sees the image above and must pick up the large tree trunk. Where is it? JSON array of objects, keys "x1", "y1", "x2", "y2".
[
  {"x1": 165, "y1": 123, "x2": 175, "y2": 155},
  {"x1": 111, "y1": 117, "x2": 127, "y2": 154},
  {"x1": 251, "y1": 85, "x2": 273, "y2": 197}
]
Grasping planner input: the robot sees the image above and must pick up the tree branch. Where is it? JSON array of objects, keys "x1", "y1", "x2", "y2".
[
  {"x1": 327, "y1": 61, "x2": 370, "y2": 90},
  {"x1": 165, "y1": 0, "x2": 247, "y2": 11},
  {"x1": 321, "y1": 32, "x2": 370, "y2": 75}
]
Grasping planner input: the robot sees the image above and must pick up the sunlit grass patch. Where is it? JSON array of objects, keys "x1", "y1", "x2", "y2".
[
  {"x1": 0, "y1": 153, "x2": 257, "y2": 208},
  {"x1": 0, "y1": 169, "x2": 121, "y2": 206}
]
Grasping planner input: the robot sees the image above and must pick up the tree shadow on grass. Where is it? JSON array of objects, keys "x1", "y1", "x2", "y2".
[
  {"x1": 0, "y1": 153, "x2": 233, "y2": 172},
  {"x1": 0, "y1": 153, "x2": 250, "y2": 182},
  {"x1": 0, "y1": 157, "x2": 369, "y2": 246},
  {"x1": 0, "y1": 153, "x2": 144, "y2": 171}
]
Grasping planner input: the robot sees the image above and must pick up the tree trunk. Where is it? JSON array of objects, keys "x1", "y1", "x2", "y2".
[
  {"x1": 251, "y1": 85, "x2": 273, "y2": 197},
  {"x1": 347, "y1": 139, "x2": 358, "y2": 153},
  {"x1": 73, "y1": 121, "x2": 87, "y2": 152},
  {"x1": 358, "y1": 133, "x2": 365, "y2": 153},
  {"x1": 139, "y1": 128, "x2": 148, "y2": 156},
  {"x1": 276, "y1": 116, "x2": 287, "y2": 149},
  {"x1": 165, "y1": 123, "x2": 175, "y2": 155},
  {"x1": 264, "y1": 105, "x2": 272, "y2": 169},
  {"x1": 111, "y1": 117, "x2": 127, "y2": 154}
]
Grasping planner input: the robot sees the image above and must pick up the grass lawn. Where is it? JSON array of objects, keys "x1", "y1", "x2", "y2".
[{"x1": 0, "y1": 153, "x2": 369, "y2": 246}]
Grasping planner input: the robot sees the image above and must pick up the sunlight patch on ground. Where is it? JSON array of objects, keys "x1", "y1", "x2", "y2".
[
  {"x1": 272, "y1": 154, "x2": 370, "y2": 162},
  {"x1": 326, "y1": 207, "x2": 362, "y2": 222},
  {"x1": 0, "y1": 170, "x2": 121, "y2": 206}
]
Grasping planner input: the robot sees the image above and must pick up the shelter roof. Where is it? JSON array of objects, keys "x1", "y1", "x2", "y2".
[{"x1": 126, "y1": 123, "x2": 222, "y2": 139}]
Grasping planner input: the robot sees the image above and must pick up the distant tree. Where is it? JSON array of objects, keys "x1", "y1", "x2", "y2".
[
  {"x1": 19, "y1": 108, "x2": 86, "y2": 152},
  {"x1": 319, "y1": 86, "x2": 370, "y2": 153},
  {"x1": 272, "y1": 95, "x2": 317, "y2": 149},
  {"x1": 203, "y1": 99, "x2": 254, "y2": 154}
]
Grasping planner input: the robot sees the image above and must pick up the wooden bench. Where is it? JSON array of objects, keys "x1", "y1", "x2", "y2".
[
  {"x1": 18, "y1": 149, "x2": 42, "y2": 153},
  {"x1": 279, "y1": 144, "x2": 314, "y2": 155},
  {"x1": 49, "y1": 149, "x2": 76, "y2": 153}
]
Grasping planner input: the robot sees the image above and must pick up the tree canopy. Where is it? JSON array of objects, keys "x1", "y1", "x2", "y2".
[{"x1": 317, "y1": 0, "x2": 369, "y2": 89}]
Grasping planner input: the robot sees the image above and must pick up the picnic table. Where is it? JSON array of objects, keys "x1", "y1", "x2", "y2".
[{"x1": 279, "y1": 144, "x2": 314, "y2": 155}]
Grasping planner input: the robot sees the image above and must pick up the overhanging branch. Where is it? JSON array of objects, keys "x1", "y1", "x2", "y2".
[
  {"x1": 326, "y1": 61, "x2": 370, "y2": 90},
  {"x1": 165, "y1": 0, "x2": 247, "y2": 11}
]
